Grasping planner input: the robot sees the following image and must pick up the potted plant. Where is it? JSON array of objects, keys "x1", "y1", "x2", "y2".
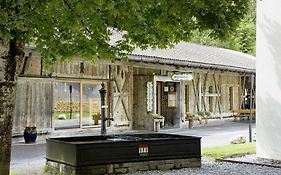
[
  {"x1": 92, "y1": 113, "x2": 101, "y2": 125},
  {"x1": 23, "y1": 125, "x2": 37, "y2": 143},
  {"x1": 197, "y1": 111, "x2": 205, "y2": 124},
  {"x1": 204, "y1": 111, "x2": 212, "y2": 124},
  {"x1": 186, "y1": 112, "x2": 194, "y2": 128}
]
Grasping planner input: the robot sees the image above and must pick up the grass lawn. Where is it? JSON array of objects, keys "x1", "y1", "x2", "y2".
[
  {"x1": 10, "y1": 173, "x2": 20, "y2": 175},
  {"x1": 202, "y1": 142, "x2": 256, "y2": 159}
]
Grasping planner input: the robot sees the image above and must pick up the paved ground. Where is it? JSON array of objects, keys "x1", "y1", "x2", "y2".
[
  {"x1": 10, "y1": 120, "x2": 256, "y2": 174},
  {"x1": 162, "y1": 119, "x2": 255, "y2": 147}
]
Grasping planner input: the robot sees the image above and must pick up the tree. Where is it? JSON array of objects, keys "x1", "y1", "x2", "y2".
[
  {"x1": 190, "y1": 0, "x2": 256, "y2": 55},
  {"x1": 0, "y1": 0, "x2": 249, "y2": 174}
]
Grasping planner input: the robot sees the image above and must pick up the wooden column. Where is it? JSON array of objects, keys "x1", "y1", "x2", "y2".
[
  {"x1": 198, "y1": 74, "x2": 202, "y2": 112},
  {"x1": 128, "y1": 66, "x2": 133, "y2": 129}
]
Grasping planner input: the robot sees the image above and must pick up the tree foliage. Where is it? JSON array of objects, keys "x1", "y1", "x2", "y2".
[
  {"x1": 1, "y1": 0, "x2": 250, "y2": 65},
  {"x1": 190, "y1": 0, "x2": 256, "y2": 55},
  {"x1": 0, "y1": 1, "x2": 250, "y2": 174}
]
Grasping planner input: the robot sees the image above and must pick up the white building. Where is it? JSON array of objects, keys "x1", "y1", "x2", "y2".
[{"x1": 257, "y1": 0, "x2": 281, "y2": 160}]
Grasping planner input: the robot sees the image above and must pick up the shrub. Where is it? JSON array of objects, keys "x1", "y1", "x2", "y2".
[{"x1": 197, "y1": 111, "x2": 205, "y2": 117}]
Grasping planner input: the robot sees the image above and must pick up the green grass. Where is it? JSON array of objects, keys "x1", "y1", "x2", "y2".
[
  {"x1": 202, "y1": 142, "x2": 256, "y2": 159},
  {"x1": 10, "y1": 173, "x2": 21, "y2": 175}
]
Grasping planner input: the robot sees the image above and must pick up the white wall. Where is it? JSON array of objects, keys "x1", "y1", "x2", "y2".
[{"x1": 257, "y1": 0, "x2": 281, "y2": 160}]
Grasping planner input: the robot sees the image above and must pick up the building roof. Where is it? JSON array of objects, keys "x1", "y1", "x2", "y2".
[{"x1": 127, "y1": 42, "x2": 256, "y2": 73}]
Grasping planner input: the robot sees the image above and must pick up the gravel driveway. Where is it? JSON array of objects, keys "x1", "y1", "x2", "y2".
[{"x1": 125, "y1": 159, "x2": 281, "y2": 175}]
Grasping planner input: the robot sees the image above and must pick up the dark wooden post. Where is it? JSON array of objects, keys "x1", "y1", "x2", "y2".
[
  {"x1": 69, "y1": 85, "x2": 72, "y2": 119},
  {"x1": 249, "y1": 74, "x2": 254, "y2": 142}
]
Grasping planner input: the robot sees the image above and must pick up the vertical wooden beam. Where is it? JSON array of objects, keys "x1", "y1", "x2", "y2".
[
  {"x1": 241, "y1": 74, "x2": 246, "y2": 109},
  {"x1": 201, "y1": 73, "x2": 208, "y2": 112},
  {"x1": 238, "y1": 75, "x2": 241, "y2": 109},
  {"x1": 213, "y1": 74, "x2": 222, "y2": 114},
  {"x1": 157, "y1": 81, "x2": 162, "y2": 114},
  {"x1": 109, "y1": 65, "x2": 114, "y2": 126},
  {"x1": 218, "y1": 75, "x2": 222, "y2": 113},
  {"x1": 50, "y1": 80, "x2": 54, "y2": 130},
  {"x1": 192, "y1": 74, "x2": 200, "y2": 113},
  {"x1": 128, "y1": 66, "x2": 134, "y2": 129},
  {"x1": 198, "y1": 74, "x2": 202, "y2": 112},
  {"x1": 185, "y1": 84, "x2": 190, "y2": 113}
]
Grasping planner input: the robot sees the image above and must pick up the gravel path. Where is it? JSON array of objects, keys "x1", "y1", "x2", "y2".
[
  {"x1": 125, "y1": 158, "x2": 281, "y2": 175},
  {"x1": 226, "y1": 154, "x2": 281, "y2": 168},
  {"x1": 11, "y1": 157, "x2": 281, "y2": 175}
]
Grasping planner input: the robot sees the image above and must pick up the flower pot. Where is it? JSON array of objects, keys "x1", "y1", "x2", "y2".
[
  {"x1": 188, "y1": 119, "x2": 194, "y2": 128},
  {"x1": 204, "y1": 117, "x2": 208, "y2": 124},
  {"x1": 92, "y1": 113, "x2": 100, "y2": 125},
  {"x1": 23, "y1": 126, "x2": 37, "y2": 143}
]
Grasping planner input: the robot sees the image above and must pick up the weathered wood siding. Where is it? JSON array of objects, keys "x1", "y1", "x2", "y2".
[
  {"x1": 50, "y1": 60, "x2": 110, "y2": 79},
  {"x1": 13, "y1": 77, "x2": 53, "y2": 135},
  {"x1": 21, "y1": 52, "x2": 110, "y2": 79},
  {"x1": 132, "y1": 67, "x2": 161, "y2": 129},
  {"x1": 132, "y1": 76, "x2": 153, "y2": 130},
  {"x1": 111, "y1": 65, "x2": 133, "y2": 127},
  {"x1": 15, "y1": 50, "x2": 247, "y2": 131},
  {"x1": 189, "y1": 72, "x2": 241, "y2": 115}
]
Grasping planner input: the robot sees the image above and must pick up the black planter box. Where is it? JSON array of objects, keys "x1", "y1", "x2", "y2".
[{"x1": 46, "y1": 133, "x2": 201, "y2": 166}]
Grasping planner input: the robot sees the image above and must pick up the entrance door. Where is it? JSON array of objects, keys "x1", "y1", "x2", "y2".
[{"x1": 156, "y1": 81, "x2": 179, "y2": 127}]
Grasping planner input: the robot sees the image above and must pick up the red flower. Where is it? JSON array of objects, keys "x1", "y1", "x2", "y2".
[{"x1": 25, "y1": 125, "x2": 37, "y2": 128}]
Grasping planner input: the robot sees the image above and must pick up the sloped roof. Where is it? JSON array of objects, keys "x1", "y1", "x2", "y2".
[{"x1": 128, "y1": 42, "x2": 255, "y2": 73}]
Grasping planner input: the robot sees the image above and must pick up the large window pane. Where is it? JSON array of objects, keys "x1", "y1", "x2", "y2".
[
  {"x1": 53, "y1": 82, "x2": 80, "y2": 129},
  {"x1": 82, "y1": 84, "x2": 102, "y2": 127}
]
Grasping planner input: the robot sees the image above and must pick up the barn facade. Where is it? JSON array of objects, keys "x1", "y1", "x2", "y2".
[{"x1": 12, "y1": 42, "x2": 255, "y2": 135}]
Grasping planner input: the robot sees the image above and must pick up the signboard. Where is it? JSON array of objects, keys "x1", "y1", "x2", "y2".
[
  {"x1": 146, "y1": 82, "x2": 153, "y2": 112},
  {"x1": 168, "y1": 93, "x2": 176, "y2": 107},
  {"x1": 138, "y1": 144, "x2": 149, "y2": 157},
  {"x1": 172, "y1": 73, "x2": 193, "y2": 81}
]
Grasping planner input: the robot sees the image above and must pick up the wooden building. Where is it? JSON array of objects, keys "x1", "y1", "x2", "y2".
[{"x1": 12, "y1": 42, "x2": 255, "y2": 135}]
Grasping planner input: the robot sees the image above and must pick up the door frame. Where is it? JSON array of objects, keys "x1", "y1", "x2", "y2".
[{"x1": 153, "y1": 76, "x2": 181, "y2": 127}]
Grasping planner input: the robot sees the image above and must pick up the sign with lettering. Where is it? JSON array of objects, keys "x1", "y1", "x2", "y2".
[
  {"x1": 172, "y1": 73, "x2": 193, "y2": 81},
  {"x1": 138, "y1": 144, "x2": 149, "y2": 157},
  {"x1": 146, "y1": 82, "x2": 153, "y2": 112}
]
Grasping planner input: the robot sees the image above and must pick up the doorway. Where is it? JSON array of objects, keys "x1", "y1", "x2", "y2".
[{"x1": 156, "y1": 81, "x2": 180, "y2": 127}]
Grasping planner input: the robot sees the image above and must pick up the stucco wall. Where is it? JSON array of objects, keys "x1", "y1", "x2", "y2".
[{"x1": 256, "y1": 0, "x2": 281, "y2": 160}]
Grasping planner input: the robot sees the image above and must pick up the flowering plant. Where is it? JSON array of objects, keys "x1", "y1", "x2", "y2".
[{"x1": 24, "y1": 125, "x2": 37, "y2": 133}]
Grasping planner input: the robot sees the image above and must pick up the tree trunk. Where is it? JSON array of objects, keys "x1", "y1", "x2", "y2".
[{"x1": 0, "y1": 40, "x2": 24, "y2": 175}]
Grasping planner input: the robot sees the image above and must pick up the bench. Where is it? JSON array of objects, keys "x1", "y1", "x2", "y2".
[
  {"x1": 230, "y1": 109, "x2": 256, "y2": 121},
  {"x1": 152, "y1": 115, "x2": 165, "y2": 132}
]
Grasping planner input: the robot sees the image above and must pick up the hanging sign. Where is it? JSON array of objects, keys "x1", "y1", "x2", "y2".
[
  {"x1": 147, "y1": 81, "x2": 154, "y2": 112},
  {"x1": 172, "y1": 73, "x2": 193, "y2": 81}
]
